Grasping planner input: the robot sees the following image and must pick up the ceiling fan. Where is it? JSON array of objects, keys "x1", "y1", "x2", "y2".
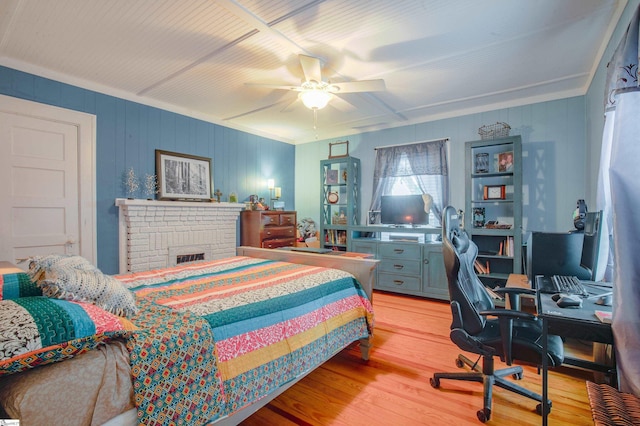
[{"x1": 247, "y1": 54, "x2": 385, "y2": 127}]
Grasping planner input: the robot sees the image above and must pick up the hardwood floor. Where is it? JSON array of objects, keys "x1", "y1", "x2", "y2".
[{"x1": 241, "y1": 291, "x2": 596, "y2": 425}]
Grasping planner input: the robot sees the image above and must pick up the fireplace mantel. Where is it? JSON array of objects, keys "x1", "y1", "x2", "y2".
[{"x1": 116, "y1": 198, "x2": 245, "y2": 273}]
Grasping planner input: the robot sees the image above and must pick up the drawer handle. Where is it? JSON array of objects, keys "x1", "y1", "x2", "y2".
[
  {"x1": 266, "y1": 231, "x2": 272, "y2": 235},
  {"x1": 393, "y1": 280, "x2": 404, "y2": 285},
  {"x1": 393, "y1": 264, "x2": 404, "y2": 269},
  {"x1": 424, "y1": 259, "x2": 429, "y2": 265},
  {"x1": 394, "y1": 248, "x2": 404, "y2": 254}
]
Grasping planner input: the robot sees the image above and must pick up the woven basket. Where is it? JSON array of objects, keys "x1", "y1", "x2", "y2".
[
  {"x1": 332, "y1": 216, "x2": 347, "y2": 225},
  {"x1": 478, "y1": 122, "x2": 511, "y2": 140}
]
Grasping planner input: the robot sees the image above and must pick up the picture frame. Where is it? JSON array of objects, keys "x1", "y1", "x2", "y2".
[
  {"x1": 483, "y1": 184, "x2": 506, "y2": 200},
  {"x1": 328, "y1": 140, "x2": 349, "y2": 158},
  {"x1": 155, "y1": 149, "x2": 212, "y2": 201},
  {"x1": 368, "y1": 210, "x2": 381, "y2": 225},
  {"x1": 474, "y1": 152, "x2": 489, "y2": 174},
  {"x1": 473, "y1": 207, "x2": 486, "y2": 228},
  {"x1": 497, "y1": 151, "x2": 514, "y2": 172},
  {"x1": 326, "y1": 169, "x2": 339, "y2": 185}
]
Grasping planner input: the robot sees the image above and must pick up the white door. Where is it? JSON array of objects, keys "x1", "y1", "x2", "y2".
[{"x1": 0, "y1": 95, "x2": 96, "y2": 267}]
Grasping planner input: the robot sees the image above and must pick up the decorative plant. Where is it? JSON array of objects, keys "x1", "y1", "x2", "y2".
[
  {"x1": 144, "y1": 174, "x2": 158, "y2": 199},
  {"x1": 124, "y1": 168, "x2": 140, "y2": 199}
]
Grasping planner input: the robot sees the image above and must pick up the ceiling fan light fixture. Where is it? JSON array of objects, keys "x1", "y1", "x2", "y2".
[{"x1": 299, "y1": 89, "x2": 332, "y2": 110}]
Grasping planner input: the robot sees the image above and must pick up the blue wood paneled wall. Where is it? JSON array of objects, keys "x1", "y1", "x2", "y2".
[{"x1": 0, "y1": 66, "x2": 295, "y2": 274}]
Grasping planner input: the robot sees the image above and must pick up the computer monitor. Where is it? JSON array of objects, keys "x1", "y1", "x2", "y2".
[
  {"x1": 527, "y1": 231, "x2": 591, "y2": 281},
  {"x1": 580, "y1": 210, "x2": 603, "y2": 281}
]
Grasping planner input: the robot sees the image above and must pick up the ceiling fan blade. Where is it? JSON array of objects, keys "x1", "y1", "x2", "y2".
[
  {"x1": 299, "y1": 55, "x2": 322, "y2": 83},
  {"x1": 329, "y1": 94, "x2": 356, "y2": 112},
  {"x1": 330, "y1": 79, "x2": 386, "y2": 93},
  {"x1": 280, "y1": 96, "x2": 300, "y2": 112},
  {"x1": 245, "y1": 83, "x2": 302, "y2": 91}
]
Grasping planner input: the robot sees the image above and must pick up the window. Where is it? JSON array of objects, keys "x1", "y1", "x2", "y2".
[{"x1": 370, "y1": 139, "x2": 449, "y2": 226}]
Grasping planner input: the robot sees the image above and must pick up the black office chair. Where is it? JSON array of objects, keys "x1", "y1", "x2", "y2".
[{"x1": 430, "y1": 206, "x2": 564, "y2": 422}]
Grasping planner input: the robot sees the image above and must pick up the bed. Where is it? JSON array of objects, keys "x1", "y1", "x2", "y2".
[{"x1": 0, "y1": 248, "x2": 377, "y2": 425}]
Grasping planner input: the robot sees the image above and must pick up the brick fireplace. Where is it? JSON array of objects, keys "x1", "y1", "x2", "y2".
[{"x1": 116, "y1": 198, "x2": 244, "y2": 273}]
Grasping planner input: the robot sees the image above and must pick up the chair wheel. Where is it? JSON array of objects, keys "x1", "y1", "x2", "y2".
[
  {"x1": 455, "y1": 358, "x2": 464, "y2": 368},
  {"x1": 477, "y1": 408, "x2": 490, "y2": 422},
  {"x1": 430, "y1": 377, "x2": 440, "y2": 388},
  {"x1": 513, "y1": 372, "x2": 523, "y2": 380},
  {"x1": 536, "y1": 402, "x2": 552, "y2": 415}
]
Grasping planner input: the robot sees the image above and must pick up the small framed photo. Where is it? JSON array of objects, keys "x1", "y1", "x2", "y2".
[
  {"x1": 326, "y1": 169, "x2": 339, "y2": 185},
  {"x1": 473, "y1": 207, "x2": 486, "y2": 228},
  {"x1": 368, "y1": 210, "x2": 381, "y2": 225},
  {"x1": 156, "y1": 150, "x2": 212, "y2": 201},
  {"x1": 474, "y1": 153, "x2": 489, "y2": 174},
  {"x1": 497, "y1": 151, "x2": 514, "y2": 172},
  {"x1": 484, "y1": 185, "x2": 506, "y2": 200}
]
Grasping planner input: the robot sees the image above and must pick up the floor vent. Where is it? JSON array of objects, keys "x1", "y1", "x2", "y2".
[{"x1": 176, "y1": 253, "x2": 205, "y2": 264}]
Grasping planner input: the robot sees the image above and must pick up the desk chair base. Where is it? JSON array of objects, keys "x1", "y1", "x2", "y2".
[{"x1": 430, "y1": 353, "x2": 551, "y2": 423}]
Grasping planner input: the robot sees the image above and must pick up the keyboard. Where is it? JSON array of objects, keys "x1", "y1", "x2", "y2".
[{"x1": 536, "y1": 275, "x2": 589, "y2": 297}]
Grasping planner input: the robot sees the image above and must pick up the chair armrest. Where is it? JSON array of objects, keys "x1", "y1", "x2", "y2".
[
  {"x1": 478, "y1": 309, "x2": 536, "y2": 321},
  {"x1": 493, "y1": 287, "x2": 536, "y2": 296},
  {"x1": 479, "y1": 309, "x2": 538, "y2": 364}
]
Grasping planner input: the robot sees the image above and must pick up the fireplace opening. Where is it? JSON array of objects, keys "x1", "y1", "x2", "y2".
[{"x1": 176, "y1": 253, "x2": 205, "y2": 264}]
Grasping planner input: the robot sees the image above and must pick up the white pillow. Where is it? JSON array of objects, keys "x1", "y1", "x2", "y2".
[{"x1": 40, "y1": 267, "x2": 138, "y2": 317}]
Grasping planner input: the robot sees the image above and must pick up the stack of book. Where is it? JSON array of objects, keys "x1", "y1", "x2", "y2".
[{"x1": 498, "y1": 236, "x2": 515, "y2": 257}]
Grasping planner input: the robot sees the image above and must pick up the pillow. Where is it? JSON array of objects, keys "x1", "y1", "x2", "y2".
[
  {"x1": 27, "y1": 254, "x2": 96, "y2": 284},
  {"x1": 0, "y1": 262, "x2": 42, "y2": 300},
  {"x1": 0, "y1": 296, "x2": 136, "y2": 376},
  {"x1": 40, "y1": 267, "x2": 138, "y2": 317}
]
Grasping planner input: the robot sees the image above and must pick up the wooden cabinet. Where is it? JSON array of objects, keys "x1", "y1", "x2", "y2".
[
  {"x1": 422, "y1": 243, "x2": 448, "y2": 299},
  {"x1": 240, "y1": 210, "x2": 297, "y2": 249}
]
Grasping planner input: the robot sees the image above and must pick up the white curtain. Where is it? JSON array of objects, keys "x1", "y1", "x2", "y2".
[{"x1": 601, "y1": 4, "x2": 640, "y2": 395}]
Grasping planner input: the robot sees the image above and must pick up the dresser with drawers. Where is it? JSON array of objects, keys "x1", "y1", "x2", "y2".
[{"x1": 240, "y1": 210, "x2": 297, "y2": 249}]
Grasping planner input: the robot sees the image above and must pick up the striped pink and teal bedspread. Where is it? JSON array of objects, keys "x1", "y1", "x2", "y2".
[{"x1": 116, "y1": 256, "x2": 373, "y2": 425}]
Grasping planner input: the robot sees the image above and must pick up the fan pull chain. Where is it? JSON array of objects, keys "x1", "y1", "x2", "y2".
[{"x1": 313, "y1": 108, "x2": 319, "y2": 139}]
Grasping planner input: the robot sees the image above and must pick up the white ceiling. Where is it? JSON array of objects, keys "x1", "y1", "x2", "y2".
[{"x1": 0, "y1": 0, "x2": 625, "y2": 144}]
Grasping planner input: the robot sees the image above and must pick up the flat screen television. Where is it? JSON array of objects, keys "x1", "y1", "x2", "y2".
[{"x1": 380, "y1": 194, "x2": 429, "y2": 226}]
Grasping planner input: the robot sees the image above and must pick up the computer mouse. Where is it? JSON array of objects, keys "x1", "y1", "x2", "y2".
[
  {"x1": 557, "y1": 295, "x2": 583, "y2": 308},
  {"x1": 596, "y1": 294, "x2": 613, "y2": 306}
]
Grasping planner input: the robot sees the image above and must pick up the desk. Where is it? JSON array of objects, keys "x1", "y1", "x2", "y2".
[{"x1": 537, "y1": 279, "x2": 614, "y2": 425}]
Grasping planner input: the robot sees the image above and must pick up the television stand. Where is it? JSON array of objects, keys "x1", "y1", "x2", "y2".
[{"x1": 347, "y1": 225, "x2": 448, "y2": 301}]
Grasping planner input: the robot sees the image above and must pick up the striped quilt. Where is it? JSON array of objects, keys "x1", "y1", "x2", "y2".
[{"x1": 116, "y1": 256, "x2": 373, "y2": 425}]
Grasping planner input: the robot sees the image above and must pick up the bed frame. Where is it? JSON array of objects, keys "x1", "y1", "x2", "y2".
[{"x1": 236, "y1": 246, "x2": 378, "y2": 301}]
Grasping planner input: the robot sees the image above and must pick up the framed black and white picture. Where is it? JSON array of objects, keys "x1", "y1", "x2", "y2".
[
  {"x1": 155, "y1": 150, "x2": 212, "y2": 201},
  {"x1": 474, "y1": 152, "x2": 489, "y2": 173}
]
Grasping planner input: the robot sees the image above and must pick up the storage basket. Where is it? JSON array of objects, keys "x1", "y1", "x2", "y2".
[
  {"x1": 478, "y1": 122, "x2": 511, "y2": 140},
  {"x1": 332, "y1": 216, "x2": 347, "y2": 225}
]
